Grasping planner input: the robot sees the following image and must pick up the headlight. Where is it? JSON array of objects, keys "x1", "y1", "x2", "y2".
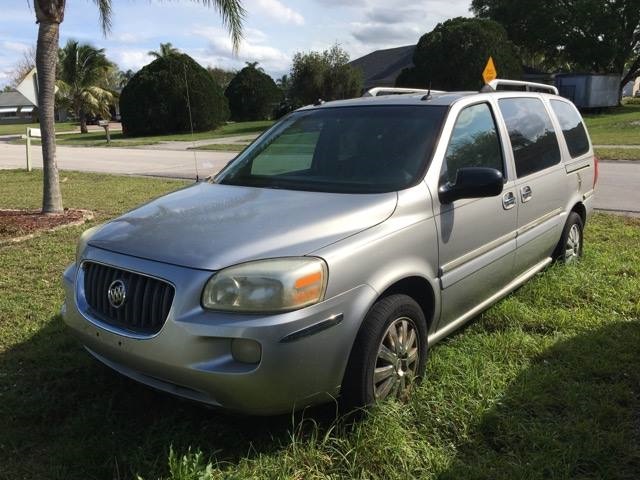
[
  {"x1": 202, "y1": 257, "x2": 328, "y2": 313},
  {"x1": 76, "y1": 225, "x2": 100, "y2": 263}
]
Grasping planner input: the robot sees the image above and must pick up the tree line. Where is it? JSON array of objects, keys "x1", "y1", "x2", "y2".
[
  {"x1": 5, "y1": 40, "x2": 363, "y2": 136},
  {"x1": 398, "y1": 1, "x2": 640, "y2": 92}
]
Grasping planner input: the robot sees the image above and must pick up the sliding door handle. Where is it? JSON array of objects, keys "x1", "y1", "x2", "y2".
[
  {"x1": 502, "y1": 191, "x2": 516, "y2": 210},
  {"x1": 520, "y1": 185, "x2": 533, "y2": 203}
]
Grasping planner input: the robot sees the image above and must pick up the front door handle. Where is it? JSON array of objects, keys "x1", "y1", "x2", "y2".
[
  {"x1": 502, "y1": 191, "x2": 516, "y2": 210},
  {"x1": 520, "y1": 185, "x2": 533, "y2": 203}
]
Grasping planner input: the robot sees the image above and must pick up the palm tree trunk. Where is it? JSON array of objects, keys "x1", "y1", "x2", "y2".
[
  {"x1": 36, "y1": 19, "x2": 63, "y2": 214},
  {"x1": 79, "y1": 108, "x2": 88, "y2": 134}
]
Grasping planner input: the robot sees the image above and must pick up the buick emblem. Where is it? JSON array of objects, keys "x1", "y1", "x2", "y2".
[{"x1": 107, "y1": 279, "x2": 127, "y2": 309}]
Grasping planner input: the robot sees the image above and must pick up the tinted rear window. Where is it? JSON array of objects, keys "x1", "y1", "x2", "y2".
[
  {"x1": 499, "y1": 98, "x2": 561, "y2": 177},
  {"x1": 216, "y1": 106, "x2": 447, "y2": 193},
  {"x1": 550, "y1": 100, "x2": 590, "y2": 158}
]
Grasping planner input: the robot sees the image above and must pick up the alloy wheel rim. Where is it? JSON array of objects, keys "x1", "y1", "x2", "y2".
[
  {"x1": 565, "y1": 224, "x2": 581, "y2": 262},
  {"x1": 373, "y1": 316, "x2": 419, "y2": 401}
]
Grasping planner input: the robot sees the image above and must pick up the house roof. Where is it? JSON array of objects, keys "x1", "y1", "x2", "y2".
[
  {"x1": 350, "y1": 45, "x2": 416, "y2": 89},
  {"x1": 0, "y1": 90, "x2": 34, "y2": 108}
]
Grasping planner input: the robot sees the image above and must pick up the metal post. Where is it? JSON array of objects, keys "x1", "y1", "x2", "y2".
[{"x1": 25, "y1": 127, "x2": 32, "y2": 172}]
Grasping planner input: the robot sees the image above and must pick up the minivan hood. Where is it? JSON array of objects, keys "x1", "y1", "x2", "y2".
[{"x1": 88, "y1": 182, "x2": 397, "y2": 270}]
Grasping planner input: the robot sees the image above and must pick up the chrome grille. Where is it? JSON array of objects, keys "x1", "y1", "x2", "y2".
[{"x1": 83, "y1": 262, "x2": 174, "y2": 335}]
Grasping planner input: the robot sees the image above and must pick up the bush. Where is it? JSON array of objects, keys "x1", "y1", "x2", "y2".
[
  {"x1": 622, "y1": 97, "x2": 640, "y2": 105},
  {"x1": 289, "y1": 44, "x2": 362, "y2": 106},
  {"x1": 396, "y1": 17, "x2": 522, "y2": 91},
  {"x1": 120, "y1": 54, "x2": 229, "y2": 136},
  {"x1": 225, "y1": 64, "x2": 282, "y2": 121}
]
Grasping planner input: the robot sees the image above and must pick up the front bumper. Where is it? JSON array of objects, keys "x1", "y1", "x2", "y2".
[{"x1": 62, "y1": 247, "x2": 377, "y2": 415}]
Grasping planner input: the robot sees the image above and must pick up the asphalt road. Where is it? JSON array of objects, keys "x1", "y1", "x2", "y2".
[
  {"x1": 0, "y1": 142, "x2": 235, "y2": 179},
  {"x1": 0, "y1": 142, "x2": 637, "y2": 215}
]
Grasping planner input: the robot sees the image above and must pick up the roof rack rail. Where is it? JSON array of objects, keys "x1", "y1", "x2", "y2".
[
  {"x1": 362, "y1": 87, "x2": 446, "y2": 97},
  {"x1": 487, "y1": 79, "x2": 558, "y2": 95}
]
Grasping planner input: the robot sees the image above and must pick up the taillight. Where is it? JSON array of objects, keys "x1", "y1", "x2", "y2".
[{"x1": 593, "y1": 155, "x2": 599, "y2": 188}]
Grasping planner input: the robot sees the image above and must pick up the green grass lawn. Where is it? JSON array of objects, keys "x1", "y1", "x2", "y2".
[
  {"x1": 584, "y1": 104, "x2": 640, "y2": 145},
  {"x1": 595, "y1": 147, "x2": 640, "y2": 161},
  {"x1": 0, "y1": 121, "x2": 77, "y2": 136},
  {"x1": 11, "y1": 120, "x2": 273, "y2": 148},
  {"x1": 1, "y1": 170, "x2": 639, "y2": 479}
]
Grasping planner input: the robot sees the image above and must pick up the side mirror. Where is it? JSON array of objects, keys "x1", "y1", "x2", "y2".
[{"x1": 438, "y1": 167, "x2": 503, "y2": 204}]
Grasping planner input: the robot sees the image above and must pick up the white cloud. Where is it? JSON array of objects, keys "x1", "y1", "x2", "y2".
[
  {"x1": 346, "y1": 0, "x2": 472, "y2": 52},
  {"x1": 351, "y1": 22, "x2": 421, "y2": 45},
  {"x1": 1, "y1": 41, "x2": 31, "y2": 53},
  {"x1": 193, "y1": 26, "x2": 290, "y2": 73},
  {"x1": 246, "y1": 0, "x2": 305, "y2": 25},
  {"x1": 111, "y1": 49, "x2": 154, "y2": 70},
  {"x1": 115, "y1": 33, "x2": 144, "y2": 44}
]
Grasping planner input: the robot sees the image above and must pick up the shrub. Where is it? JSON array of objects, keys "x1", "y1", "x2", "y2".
[
  {"x1": 225, "y1": 63, "x2": 282, "y2": 121},
  {"x1": 120, "y1": 54, "x2": 229, "y2": 136},
  {"x1": 396, "y1": 17, "x2": 522, "y2": 91},
  {"x1": 289, "y1": 44, "x2": 362, "y2": 107}
]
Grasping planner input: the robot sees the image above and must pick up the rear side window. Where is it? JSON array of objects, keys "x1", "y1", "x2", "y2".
[
  {"x1": 499, "y1": 98, "x2": 561, "y2": 177},
  {"x1": 440, "y1": 103, "x2": 504, "y2": 185},
  {"x1": 550, "y1": 100, "x2": 590, "y2": 158}
]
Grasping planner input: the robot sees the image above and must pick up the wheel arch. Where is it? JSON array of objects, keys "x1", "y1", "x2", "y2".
[
  {"x1": 377, "y1": 276, "x2": 436, "y2": 330},
  {"x1": 570, "y1": 201, "x2": 587, "y2": 225}
]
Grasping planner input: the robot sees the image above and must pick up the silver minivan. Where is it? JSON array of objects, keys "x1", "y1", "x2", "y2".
[{"x1": 62, "y1": 80, "x2": 597, "y2": 414}]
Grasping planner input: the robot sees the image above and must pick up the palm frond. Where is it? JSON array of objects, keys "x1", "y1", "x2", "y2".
[
  {"x1": 194, "y1": 0, "x2": 245, "y2": 52},
  {"x1": 93, "y1": 0, "x2": 113, "y2": 35},
  {"x1": 80, "y1": 86, "x2": 115, "y2": 117}
]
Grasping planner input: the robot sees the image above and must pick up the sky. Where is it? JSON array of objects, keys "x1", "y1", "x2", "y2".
[{"x1": 0, "y1": 0, "x2": 472, "y2": 87}]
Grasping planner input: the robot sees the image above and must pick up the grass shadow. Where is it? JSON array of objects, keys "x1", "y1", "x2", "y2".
[
  {"x1": 436, "y1": 319, "x2": 640, "y2": 479},
  {"x1": 0, "y1": 315, "x2": 338, "y2": 480}
]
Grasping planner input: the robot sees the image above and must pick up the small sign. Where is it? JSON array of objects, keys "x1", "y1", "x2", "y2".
[
  {"x1": 482, "y1": 57, "x2": 497, "y2": 84},
  {"x1": 28, "y1": 128, "x2": 41, "y2": 138}
]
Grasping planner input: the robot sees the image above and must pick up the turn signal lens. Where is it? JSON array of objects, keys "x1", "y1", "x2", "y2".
[{"x1": 202, "y1": 257, "x2": 328, "y2": 313}]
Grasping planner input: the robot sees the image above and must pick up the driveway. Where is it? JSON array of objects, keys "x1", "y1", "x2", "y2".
[
  {"x1": 594, "y1": 161, "x2": 640, "y2": 217},
  {"x1": 0, "y1": 142, "x2": 637, "y2": 216}
]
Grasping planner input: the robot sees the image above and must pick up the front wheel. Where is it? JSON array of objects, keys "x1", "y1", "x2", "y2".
[
  {"x1": 340, "y1": 294, "x2": 428, "y2": 412},
  {"x1": 555, "y1": 211, "x2": 584, "y2": 263}
]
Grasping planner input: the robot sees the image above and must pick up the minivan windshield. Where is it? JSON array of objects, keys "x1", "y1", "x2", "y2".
[{"x1": 214, "y1": 105, "x2": 447, "y2": 193}]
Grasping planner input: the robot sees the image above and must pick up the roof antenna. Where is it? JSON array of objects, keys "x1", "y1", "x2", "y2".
[
  {"x1": 184, "y1": 63, "x2": 200, "y2": 182},
  {"x1": 421, "y1": 81, "x2": 432, "y2": 101}
]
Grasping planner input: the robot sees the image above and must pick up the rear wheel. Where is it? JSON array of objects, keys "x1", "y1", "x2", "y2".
[
  {"x1": 556, "y1": 211, "x2": 584, "y2": 264},
  {"x1": 340, "y1": 294, "x2": 427, "y2": 412}
]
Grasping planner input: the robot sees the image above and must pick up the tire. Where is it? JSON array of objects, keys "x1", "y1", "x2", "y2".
[
  {"x1": 555, "y1": 211, "x2": 584, "y2": 264},
  {"x1": 340, "y1": 294, "x2": 428, "y2": 413}
]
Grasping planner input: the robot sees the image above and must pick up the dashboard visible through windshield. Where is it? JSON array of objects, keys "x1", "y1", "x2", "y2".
[{"x1": 215, "y1": 105, "x2": 447, "y2": 193}]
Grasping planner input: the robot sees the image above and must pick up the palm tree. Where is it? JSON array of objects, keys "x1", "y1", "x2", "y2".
[
  {"x1": 148, "y1": 42, "x2": 180, "y2": 59},
  {"x1": 119, "y1": 69, "x2": 136, "y2": 88},
  {"x1": 33, "y1": 0, "x2": 245, "y2": 214},
  {"x1": 57, "y1": 40, "x2": 115, "y2": 134}
]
